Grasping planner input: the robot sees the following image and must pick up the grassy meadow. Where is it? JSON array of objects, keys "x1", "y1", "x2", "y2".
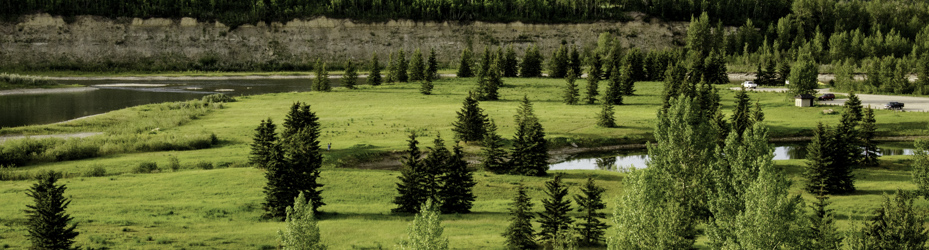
[{"x1": 1, "y1": 76, "x2": 928, "y2": 249}]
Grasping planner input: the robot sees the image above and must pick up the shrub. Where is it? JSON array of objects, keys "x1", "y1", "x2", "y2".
[
  {"x1": 195, "y1": 161, "x2": 213, "y2": 170},
  {"x1": 84, "y1": 166, "x2": 107, "y2": 177},
  {"x1": 134, "y1": 162, "x2": 159, "y2": 173},
  {"x1": 168, "y1": 155, "x2": 181, "y2": 171},
  {"x1": 43, "y1": 139, "x2": 99, "y2": 161},
  {"x1": 201, "y1": 94, "x2": 236, "y2": 103}
]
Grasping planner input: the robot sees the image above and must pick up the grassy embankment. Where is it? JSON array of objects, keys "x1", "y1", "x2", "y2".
[
  {"x1": 0, "y1": 73, "x2": 80, "y2": 90},
  {"x1": 1, "y1": 77, "x2": 928, "y2": 249}
]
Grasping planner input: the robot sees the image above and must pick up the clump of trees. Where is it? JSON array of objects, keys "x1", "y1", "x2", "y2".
[
  {"x1": 504, "y1": 176, "x2": 609, "y2": 248},
  {"x1": 393, "y1": 133, "x2": 476, "y2": 214}
]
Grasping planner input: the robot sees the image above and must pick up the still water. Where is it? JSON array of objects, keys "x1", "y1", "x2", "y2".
[
  {"x1": 550, "y1": 143, "x2": 918, "y2": 171},
  {"x1": 0, "y1": 78, "x2": 355, "y2": 127}
]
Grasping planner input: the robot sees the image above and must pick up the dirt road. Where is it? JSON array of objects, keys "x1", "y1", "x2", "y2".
[{"x1": 732, "y1": 87, "x2": 929, "y2": 112}]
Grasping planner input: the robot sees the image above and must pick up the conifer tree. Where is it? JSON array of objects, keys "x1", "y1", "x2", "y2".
[
  {"x1": 262, "y1": 145, "x2": 292, "y2": 219},
  {"x1": 481, "y1": 119, "x2": 509, "y2": 174},
  {"x1": 420, "y1": 78, "x2": 433, "y2": 95},
  {"x1": 394, "y1": 132, "x2": 427, "y2": 213},
  {"x1": 538, "y1": 174, "x2": 573, "y2": 242},
  {"x1": 751, "y1": 100, "x2": 765, "y2": 123},
  {"x1": 427, "y1": 48, "x2": 439, "y2": 81},
  {"x1": 457, "y1": 48, "x2": 474, "y2": 78},
  {"x1": 574, "y1": 177, "x2": 607, "y2": 246},
  {"x1": 479, "y1": 46, "x2": 492, "y2": 79},
  {"x1": 520, "y1": 45, "x2": 543, "y2": 78},
  {"x1": 504, "y1": 184, "x2": 537, "y2": 250},
  {"x1": 451, "y1": 95, "x2": 488, "y2": 142},
  {"x1": 281, "y1": 103, "x2": 325, "y2": 213},
  {"x1": 439, "y1": 145, "x2": 476, "y2": 214},
  {"x1": 604, "y1": 65, "x2": 624, "y2": 105},
  {"x1": 367, "y1": 52, "x2": 383, "y2": 86},
  {"x1": 703, "y1": 50, "x2": 729, "y2": 85},
  {"x1": 620, "y1": 65, "x2": 636, "y2": 96},
  {"x1": 400, "y1": 199, "x2": 449, "y2": 250},
  {"x1": 845, "y1": 190, "x2": 929, "y2": 249},
  {"x1": 913, "y1": 140, "x2": 929, "y2": 199},
  {"x1": 343, "y1": 60, "x2": 358, "y2": 89},
  {"x1": 806, "y1": 122, "x2": 835, "y2": 194},
  {"x1": 569, "y1": 46, "x2": 582, "y2": 77},
  {"x1": 730, "y1": 87, "x2": 753, "y2": 137},
  {"x1": 25, "y1": 171, "x2": 79, "y2": 250},
  {"x1": 549, "y1": 45, "x2": 569, "y2": 78},
  {"x1": 860, "y1": 107, "x2": 879, "y2": 167},
  {"x1": 421, "y1": 135, "x2": 450, "y2": 203},
  {"x1": 279, "y1": 192, "x2": 325, "y2": 250},
  {"x1": 409, "y1": 48, "x2": 425, "y2": 81},
  {"x1": 503, "y1": 45, "x2": 519, "y2": 77},
  {"x1": 806, "y1": 189, "x2": 842, "y2": 250},
  {"x1": 845, "y1": 93, "x2": 864, "y2": 122},
  {"x1": 596, "y1": 101, "x2": 616, "y2": 128},
  {"x1": 313, "y1": 59, "x2": 330, "y2": 92},
  {"x1": 585, "y1": 54, "x2": 602, "y2": 104},
  {"x1": 563, "y1": 68, "x2": 579, "y2": 105},
  {"x1": 250, "y1": 118, "x2": 278, "y2": 169},
  {"x1": 396, "y1": 49, "x2": 408, "y2": 82},
  {"x1": 475, "y1": 55, "x2": 502, "y2": 101},
  {"x1": 509, "y1": 96, "x2": 549, "y2": 176},
  {"x1": 386, "y1": 52, "x2": 397, "y2": 83}
]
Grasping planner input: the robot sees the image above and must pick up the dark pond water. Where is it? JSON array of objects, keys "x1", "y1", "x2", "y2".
[
  {"x1": 0, "y1": 78, "x2": 357, "y2": 128},
  {"x1": 550, "y1": 143, "x2": 918, "y2": 171}
]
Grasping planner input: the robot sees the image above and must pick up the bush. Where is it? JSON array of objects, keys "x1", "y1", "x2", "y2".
[
  {"x1": 0, "y1": 73, "x2": 52, "y2": 87},
  {"x1": 0, "y1": 138, "x2": 46, "y2": 166},
  {"x1": 195, "y1": 161, "x2": 213, "y2": 170},
  {"x1": 168, "y1": 155, "x2": 181, "y2": 171},
  {"x1": 84, "y1": 166, "x2": 107, "y2": 177},
  {"x1": 43, "y1": 139, "x2": 99, "y2": 161},
  {"x1": 201, "y1": 94, "x2": 236, "y2": 103},
  {"x1": 134, "y1": 162, "x2": 159, "y2": 173}
]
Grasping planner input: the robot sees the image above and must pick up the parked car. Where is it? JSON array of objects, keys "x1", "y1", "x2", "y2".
[
  {"x1": 885, "y1": 102, "x2": 904, "y2": 110},
  {"x1": 817, "y1": 93, "x2": 835, "y2": 101},
  {"x1": 742, "y1": 81, "x2": 758, "y2": 89}
]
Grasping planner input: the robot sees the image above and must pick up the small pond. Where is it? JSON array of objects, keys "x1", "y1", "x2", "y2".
[
  {"x1": 550, "y1": 143, "x2": 919, "y2": 171},
  {"x1": 0, "y1": 78, "x2": 358, "y2": 128}
]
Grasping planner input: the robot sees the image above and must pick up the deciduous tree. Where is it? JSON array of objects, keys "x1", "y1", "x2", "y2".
[
  {"x1": 278, "y1": 192, "x2": 325, "y2": 250},
  {"x1": 400, "y1": 199, "x2": 448, "y2": 250}
]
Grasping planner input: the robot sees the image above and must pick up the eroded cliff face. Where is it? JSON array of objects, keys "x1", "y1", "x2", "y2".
[{"x1": 0, "y1": 14, "x2": 686, "y2": 71}]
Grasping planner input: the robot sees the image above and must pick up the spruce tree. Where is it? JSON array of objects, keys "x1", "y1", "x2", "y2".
[
  {"x1": 25, "y1": 171, "x2": 79, "y2": 250},
  {"x1": 913, "y1": 140, "x2": 929, "y2": 199},
  {"x1": 860, "y1": 107, "x2": 879, "y2": 167},
  {"x1": 620, "y1": 65, "x2": 636, "y2": 96},
  {"x1": 451, "y1": 95, "x2": 488, "y2": 142},
  {"x1": 400, "y1": 199, "x2": 449, "y2": 250},
  {"x1": 250, "y1": 118, "x2": 278, "y2": 169},
  {"x1": 509, "y1": 96, "x2": 549, "y2": 176},
  {"x1": 806, "y1": 122, "x2": 834, "y2": 194},
  {"x1": 604, "y1": 65, "x2": 624, "y2": 105},
  {"x1": 367, "y1": 52, "x2": 382, "y2": 86},
  {"x1": 393, "y1": 132, "x2": 427, "y2": 213},
  {"x1": 280, "y1": 103, "x2": 325, "y2": 213},
  {"x1": 730, "y1": 87, "x2": 753, "y2": 137},
  {"x1": 475, "y1": 56, "x2": 502, "y2": 101},
  {"x1": 703, "y1": 50, "x2": 728, "y2": 85},
  {"x1": 586, "y1": 54, "x2": 602, "y2": 104},
  {"x1": 427, "y1": 48, "x2": 439, "y2": 81},
  {"x1": 420, "y1": 78, "x2": 434, "y2": 95},
  {"x1": 596, "y1": 101, "x2": 616, "y2": 128},
  {"x1": 520, "y1": 45, "x2": 543, "y2": 78},
  {"x1": 421, "y1": 135, "x2": 450, "y2": 203},
  {"x1": 439, "y1": 145, "x2": 476, "y2": 214},
  {"x1": 751, "y1": 100, "x2": 765, "y2": 123},
  {"x1": 549, "y1": 45, "x2": 569, "y2": 78},
  {"x1": 846, "y1": 190, "x2": 929, "y2": 249},
  {"x1": 563, "y1": 68, "x2": 579, "y2": 105},
  {"x1": 481, "y1": 119, "x2": 509, "y2": 174},
  {"x1": 806, "y1": 189, "x2": 843, "y2": 250},
  {"x1": 313, "y1": 59, "x2": 330, "y2": 92},
  {"x1": 262, "y1": 145, "x2": 292, "y2": 219},
  {"x1": 396, "y1": 49, "x2": 408, "y2": 82},
  {"x1": 538, "y1": 174, "x2": 573, "y2": 242},
  {"x1": 478, "y1": 46, "x2": 492, "y2": 79},
  {"x1": 457, "y1": 48, "x2": 474, "y2": 78},
  {"x1": 569, "y1": 46, "x2": 582, "y2": 77},
  {"x1": 386, "y1": 52, "x2": 397, "y2": 83},
  {"x1": 574, "y1": 177, "x2": 607, "y2": 246},
  {"x1": 504, "y1": 184, "x2": 537, "y2": 250},
  {"x1": 278, "y1": 192, "x2": 325, "y2": 250},
  {"x1": 343, "y1": 60, "x2": 358, "y2": 89},
  {"x1": 503, "y1": 45, "x2": 519, "y2": 77},
  {"x1": 409, "y1": 48, "x2": 425, "y2": 81},
  {"x1": 845, "y1": 93, "x2": 864, "y2": 122}
]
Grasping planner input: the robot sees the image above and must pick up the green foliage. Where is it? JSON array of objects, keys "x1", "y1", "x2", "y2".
[
  {"x1": 400, "y1": 199, "x2": 448, "y2": 250},
  {"x1": 730, "y1": 88, "x2": 752, "y2": 137},
  {"x1": 860, "y1": 107, "x2": 879, "y2": 167},
  {"x1": 451, "y1": 95, "x2": 488, "y2": 142},
  {"x1": 568, "y1": 46, "x2": 582, "y2": 78},
  {"x1": 520, "y1": 45, "x2": 544, "y2": 78},
  {"x1": 503, "y1": 45, "x2": 519, "y2": 77},
  {"x1": 686, "y1": 12, "x2": 716, "y2": 57},
  {"x1": 596, "y1": 102, "x2": 616, "y2": 128},
  {"x1": 393, "y1": 132, "x2": 427, "y2": 214},
  {"x1": 419, "y1": 78, "x2": 433, "y2": 95},
  {"x1": 549, "y1": 45, "x2": 569, "y2": 79},
  {"x1": 574, "y1": 178, "x2": 607, "y2": 246},
  {"x1": 0, "y1": 73, "x2": 53, "y2": 89},
  {"x1": 133, "y1": 161, "x2": 159, "y2": 173},
  {"x1": 426, "y1": 48, "x2": 439, "y2": 81},
  {"x1": 788, "y1": 51, "x2": 819, "y2": 98},
  {"x1": 438, "y1": 145, "x2": 476, "y2": 214},
  {"x1": 312, "y1": 59, "x2": 331, "y2": 92},
  {"x1": 604, "y1": 65, "x2": 624, "y2": 105},
  {"x1": 168, "y1": 155, "x2": 181, "y2": 171},
  {"x1": 608, "y1": 167, "x2": 696, "y2": 249},
  {"x1": 84, "y1": 165, "x2": 107, "y2": 177},
  {"x1": 585, "y1": 54, "x2": 602, "y2": 105},
  {"x1": 420, "y1": 135, "x2": 449, "y2": 203},
  {"x1": 25, "y1": 171, "x2": 79, "y2": 250},
  {"x1": 806, "y1": 191, "x2": 843, "y2": 250},
  {"x1": 845, "y1": 190, "x2": 929, "y2": 250},
  {"x1": 278, "y1": 192, "x2": 325, "y2": 250},
  {"x1": 457, "y1": 48, "x2": 474, "y2": 78},
  {"x1": 509, "y1": 96, "x2": 548, "y2": 176},
  {"x1": 343, "y1": 60, "x2": 358, "y2": 89},
  {"x1": 386, "y1": 52, "x2": 397, "y2": 83},
  {"x1": 396, "y1": 49, "x2": 409, "y2": 83},
  {"x1": 538, "y1": 174, "x2": 573, "y2": 242},
  {"x1": 261, "y1": 103, "x2": 326, "y2": 218},
  {"x1": 474, "y1": 53, "x2": 502, "y2": 101},
  {"x1": 409, "y1": 49, "x2": 425, "y2": 81},
  {"x1": 563, "y1": 68, "x2": 579, "y2": 105},
  {"x1": 250, "y1": 118, "x2": 278, "y2": 168},
  {"x1": 201, "y1": 93, "x2": 236, "y2": 103},
  {"x1": 504, "y1": 184, "x2": 537, "y2": 250},
  {"x1": 913, "y1": 140, "x2": 929, "y2": 199},
  {"x1": 367, "y1": 52, "x2": 383, "y2": 86},
  {"x1": 480, "y1": 119, "x2": 508, "y2": 174},
  {"x1": 619, "y1": 65, "x2": 636, "y2": 96}
]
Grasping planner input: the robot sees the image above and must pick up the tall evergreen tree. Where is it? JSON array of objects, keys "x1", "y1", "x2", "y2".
[
  {"x1": 604, "y1": 65, "x2": 624, "y2": 105},
  {"x1": 619, "y1": 65, "x2": 636, "y2": 96},
  {"x1": 262, "y1": 144, "x2": 292, "y2": 219},
  {"x1": 343, "y1": 60, "x2": 358, "y2": 89},
  {"x1": 451, "y1": 95, "x2": 488, "y2": 142},
  {"x1": 313, "y1": 59, "x2": 330, "y2": 92},
  {"x1": 420, "y1": 78, "x2": 433, "y2": 95},
  {"x1": 278, "y1": 192, "x2": 325, "y2": 250},
  {"x1": 475, "y1": 55, "x2": 502, "y2": 101},
  {"x1": 439, "y1": 145, "x2": 476, "y2": 214},
  {"x1": 549, "y1": 45, "x2": 569, "y2": 78},
  {"x1": 845, "y1": 92, "x2": 864, "y2": 122},
  {"x1": 367, "y1": 52, "x2": 383, "y2": 86},
  {"x1": 393, "y1": 132, "x2": 427, "y2": 213},
  {"x1": 421, "y1": 135, "x2": 450, "y2": 203},
  {"x1": 409, "y1": 48, "x2": 425, "y2": 81},
  {"x1": 427, "y1": 48, "x2": 439, "y2": 81},
  {"x1": 504, "y1": 184, "x2": 537, "y2": 250},
  {"x1": 596, "y1": 101, "x2": 616, "y2": 128},
  {"x1": 509, "y1": 96, "x2": 549, "y2": 176},
  {"x1": 457, "y1": 48, "x2": 474, "y2": 78},
  {"x1": 478, "y1": 46, "x2": 493, "y2": 79},
  {"x1": 569, "y1": 46, "x2": 582, "y2": 77},
  {"x1": 703, "y1": 50, "x2": 729, "y2": 85},
  {"x1": 386, "y1": 51, "x2": 397, "y2": 83},
  {"x1": 396, "y1": 49, "x2": 408, "y2": 82},
  {"x1": 563, "y1": 68, "x2": 579, "y2": 105},
  {"x1": 481, "y1": 119, "x2": 509, "y2": 174},
  {"x1": 805, "y1": 189, "x2": 843, "y2": 250},
  {"x1": 520, "y1": 45, "x2": 543, "y2": 78},
  {"x1": 730, "y1": 87, "x2": 753, "y2": 137},
  {"x1": 250, "y1": 118, "x2": 278, "y2": 169},
  {"x1": 279, "y1": 103, "x2": 326, "y2": 213},
  {"x1": 860, "y1": 107, "x2": 879, "y2": 167},
  {"x1": 400, "y1": 199, "x2": 449, "y2": 250},
  {"x1": 752, "y1": 100, "x2": 765, "y2": 123},
  {"x1": 574, "y1": 177, "x2": 607, "y2": 246},
  {"x1": 585, "y1": 54, "x2": 602, "y2": 104},
  {"x1": 538, "y1": 174, "x2": 573, "y2": 242},
  {"x1": 806, "y1": 122, "x2": 835, "y2": 194},
  {"x1": 845, "y1": 190, "x2": 929, "y2": 249},
  {"x1": 503, "y1": 45, "x2": 519, "y2": 77},
  {"x1": 25, "y1": 171, "x2": 79, "y2": 250}
]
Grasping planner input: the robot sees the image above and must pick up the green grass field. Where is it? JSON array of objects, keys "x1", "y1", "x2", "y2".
[{"x1": 1, "y1": 77, "x2": 928, "y2": 249}]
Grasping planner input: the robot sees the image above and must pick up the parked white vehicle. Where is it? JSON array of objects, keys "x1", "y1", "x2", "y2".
[{"x1": 742, "y1": 81, "x2": 758, "y2": 89}]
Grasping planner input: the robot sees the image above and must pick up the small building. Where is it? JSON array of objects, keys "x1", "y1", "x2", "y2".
[{"x1": 795, "y1": 94, "x2": 815, "y2": 107}]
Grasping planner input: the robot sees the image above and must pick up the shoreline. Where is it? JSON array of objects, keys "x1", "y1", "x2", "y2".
[{"x1": 0, "y1": 87, "x2": 97, "y2": 96}]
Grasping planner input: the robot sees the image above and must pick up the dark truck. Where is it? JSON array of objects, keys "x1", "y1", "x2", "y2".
[{"x1": 884, "y1": 102, "x2": 904, "y2": 110}]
